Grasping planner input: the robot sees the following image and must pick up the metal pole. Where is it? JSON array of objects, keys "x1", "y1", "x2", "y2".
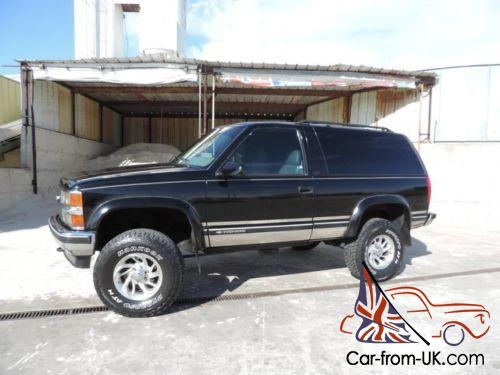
[
  {"x1": 198, "y1": 69, "x2": 202, "y2": 139},
  {"x1": 211, "y1": 75, "x2": 215, "y2": 129},
  {"x1": 203, "y1": 74, "x2": 208, "y2": 135},
  {"x1": 426, "y1": 86, "x2": 433, "y2": 143},
  {"x1": 417, "y1": 84, "x2": 423, "y2": 151}
]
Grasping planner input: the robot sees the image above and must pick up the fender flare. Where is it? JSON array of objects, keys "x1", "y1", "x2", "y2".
[
  {"x1": 345, "y1": 194, "x2": 411, "y2": 245},
  {"x1": 87, "y1": 197, "x2": 206, "y2": 250}
]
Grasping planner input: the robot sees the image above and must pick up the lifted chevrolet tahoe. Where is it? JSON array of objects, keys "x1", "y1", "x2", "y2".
[{"x1": 49, "y1": 121, "x2": 435, "y2": 317}]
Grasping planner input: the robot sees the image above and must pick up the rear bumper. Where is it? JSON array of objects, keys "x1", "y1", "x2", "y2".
[
  {"x1": 411, "y1": 211, "x2": 436, "y2": 228},
  {"x1": 49, "y1": 215, "x2": 95, "y2": 267},
  {"x1": 424, "y1": 212, "x2": 436, "y2": 226}
]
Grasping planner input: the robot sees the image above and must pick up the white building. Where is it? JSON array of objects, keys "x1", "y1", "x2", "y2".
[{"x1": 74, "y1": 0, "x2": 186, "y2": 58}]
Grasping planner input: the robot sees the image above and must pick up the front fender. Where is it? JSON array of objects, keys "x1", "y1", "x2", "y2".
[
  {"x1": 87, "y1": 197, "x2": 206, "y2": 250},
  {"x1": 345, "y1": 194, "x2": 411, "y2": 245}
]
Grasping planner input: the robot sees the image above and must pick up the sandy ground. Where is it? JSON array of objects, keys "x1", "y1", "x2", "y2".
[{"x1": 0, "y1": 198, "x2": 499, "y2": 373}]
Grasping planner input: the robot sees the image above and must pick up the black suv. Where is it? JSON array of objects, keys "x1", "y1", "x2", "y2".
[{"x1": 49, "y1": 121, "x2": 435, "y2": 317}]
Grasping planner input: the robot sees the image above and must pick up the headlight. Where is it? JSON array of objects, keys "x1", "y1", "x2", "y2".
[{"x1": 60, "y1": 190, "x2": 84, "y2": 230}]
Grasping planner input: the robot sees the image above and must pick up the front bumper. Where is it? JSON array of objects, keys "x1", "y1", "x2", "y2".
[{"x1": 48, "y1": 215, "x2": 95, "y2": 268}]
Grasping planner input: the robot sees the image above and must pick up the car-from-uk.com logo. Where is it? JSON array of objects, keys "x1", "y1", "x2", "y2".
[{"x1": 340, "y1": 262, "x2": 491, "y2": 346}]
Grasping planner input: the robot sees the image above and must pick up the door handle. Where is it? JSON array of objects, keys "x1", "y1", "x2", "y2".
[{"x1": 298, "y1": 186, "x2": 314, "y2": 195}]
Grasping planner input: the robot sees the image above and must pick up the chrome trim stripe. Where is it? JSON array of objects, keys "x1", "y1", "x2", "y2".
[
  {"x1": 209, "y1": 228, "x2": 312, "y2": 247},
  {"x1": 207, "y1": 217, "x2": 311, "y2": 226},
  {"x1": 313, "y1": 221, "x2": 350, "y2": 227},
  {"x1": 208, "y1": 223, "x2": 313, "y2": 235},
  {"x1": 311, "y1": 225, "x2": 347, "y2": 240},
  {"x1": 207, "y1": 215, "x2": 351, "y2": 227},
  {"x1": 313, "y1": 215, "x2": 351, "y2": 221}
]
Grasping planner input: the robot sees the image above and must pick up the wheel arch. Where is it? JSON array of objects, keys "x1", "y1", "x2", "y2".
[
  {"x1": 345, "y1": 194, "x2": 412, "y2": 246},
  {"x1": 88, "y1": 197, "x2": 205, "y2": 251}
]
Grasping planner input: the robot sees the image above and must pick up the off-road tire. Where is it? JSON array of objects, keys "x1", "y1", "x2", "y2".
[
  {"x1": 93, "y1": 229, "x2": 184, "y2": 317},
  {"x1": 344, "y1": 218, "x2": 403, "y2": 281},
  {"x1": 292, "y1": 242, "x2": 320, "y2": 251}
]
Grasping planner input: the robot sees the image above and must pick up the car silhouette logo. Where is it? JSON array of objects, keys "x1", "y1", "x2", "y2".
[{"x1": 340, "y1": 263, "x2": 490, "y2": 346}]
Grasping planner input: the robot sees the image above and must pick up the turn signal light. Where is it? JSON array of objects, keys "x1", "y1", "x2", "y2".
[
  {"x1": 60, "y1": 190, "x2": 85, "y2": 230},
  {"x1": 69, "y1": 192, "x2": 83, "y2": 207}
]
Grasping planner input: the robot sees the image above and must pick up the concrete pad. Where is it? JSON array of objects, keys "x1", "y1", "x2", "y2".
[
  {"x1": 1, "y1": 271, "x2": 499, "y2": 374},
  {"x1": 1, "y1": 200, "x2": 500, "y2": 373}
]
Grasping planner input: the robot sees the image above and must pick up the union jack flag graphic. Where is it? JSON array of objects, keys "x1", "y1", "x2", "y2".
[{"x1": 354, "y1": 265, "x2": 415, "y2": 343}]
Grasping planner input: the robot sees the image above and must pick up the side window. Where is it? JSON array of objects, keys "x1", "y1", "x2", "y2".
[
  {"x1": 228, "y1": 128, "x2": 306, "y2": 176},
  {"x1": 315, "y1": 126, "x2": 424, "y2": 176}
]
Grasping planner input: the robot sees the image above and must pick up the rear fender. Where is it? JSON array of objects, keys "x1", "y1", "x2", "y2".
[{"x1": 345, "y1": 194, "x2": 411, "y2": 246}]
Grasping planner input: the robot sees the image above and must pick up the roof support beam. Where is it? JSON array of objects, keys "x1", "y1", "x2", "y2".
[
  {"x1": 103, "y1": 100, "x2": 308, "y2": 113},
  {"x1": 71, "y1": 86, "x2": 351, "y2": 97}
]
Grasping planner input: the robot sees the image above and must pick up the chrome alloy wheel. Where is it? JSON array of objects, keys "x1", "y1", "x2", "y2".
[
  {"x1": 366, "y1": 234, "x2": 396, "y2": 270},
  {"x1": 112, "y1": 252, "x2": 163, "y2": 301}
]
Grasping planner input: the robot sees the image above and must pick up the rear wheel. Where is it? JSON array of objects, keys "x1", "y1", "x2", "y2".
[
  {"x1": 344, "y1": 218, "x2": 403, "y2": 281},
  {"x1": 292, "y1": 242, "x2": 320, "y2": 251},
  {"x1": 93, "y1": 229, "x2": 184, "y2": 317}
]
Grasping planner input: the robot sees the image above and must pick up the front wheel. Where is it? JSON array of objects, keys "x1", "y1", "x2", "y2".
[
  {"x1": 344, "y1": 218, "x2": 403, "y2": 281},
  {"x1": 93, "y1": 229, "x2": 184, "y2": 317}
]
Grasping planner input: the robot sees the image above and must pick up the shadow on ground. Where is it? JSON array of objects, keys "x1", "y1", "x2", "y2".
[{"x1": 167, "y1": 237, "x2": 430, "y2": 314}]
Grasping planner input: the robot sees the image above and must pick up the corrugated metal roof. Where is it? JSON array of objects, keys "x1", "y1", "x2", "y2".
[{"x1": 20, "y1": 53, "x2": 436, "y2": 82}]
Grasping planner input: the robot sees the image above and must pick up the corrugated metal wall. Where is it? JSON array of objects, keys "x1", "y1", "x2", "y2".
[
  {"x1": 306, "y1": 97, "x2": 345, "y2": 122},
  {"x1": 123, "y1": 117, "x2": 255, "y2": 151},
  {"x1": 102, "y1": 107, "x2": 122, "y2": 146},
  {"x1": 152, "y1": 118, "x2": 198, "y2": 151},
  {"x1": 32, "y1": 80, "x2": 121, "y2": 146},
  {"x1": 0, "y1": 76, "x2": 21, "y2": 125},
  {"x1": 350, "y1": 91, "x2": 377, "y2": 125},
  {"x1": 75, "y1": 94, "x2": 100, "y2": 140},
  {"x1": 431, "y1": 66, "x2": 500, "y2": 141}
]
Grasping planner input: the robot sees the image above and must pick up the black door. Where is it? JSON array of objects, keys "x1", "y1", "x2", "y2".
[{"x1": 205, "y1": 126, "x2": 314, "y2": 247}]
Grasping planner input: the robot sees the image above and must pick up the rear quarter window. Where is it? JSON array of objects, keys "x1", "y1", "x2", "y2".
[{"x1": 314, "y1": 126, "x2": 425, "y2": 177}]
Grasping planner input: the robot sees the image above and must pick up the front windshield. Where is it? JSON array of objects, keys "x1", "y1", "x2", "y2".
[{"x1": 175, "y1": 126, "x2": 243, "y2": 168}]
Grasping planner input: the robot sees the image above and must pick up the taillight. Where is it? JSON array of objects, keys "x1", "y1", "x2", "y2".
[{"x1": 426, "y1": 175, "x2": 431, "y2": 205}]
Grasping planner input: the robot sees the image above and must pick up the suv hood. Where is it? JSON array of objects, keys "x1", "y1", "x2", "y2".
[{"x1": 61, "y1": 162, "x2": 203, "y2": 190}]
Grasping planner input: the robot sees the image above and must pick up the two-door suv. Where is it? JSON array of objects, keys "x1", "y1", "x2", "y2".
[{"x1": 49, "y1": 121, "x2": 435, "y2": 317}]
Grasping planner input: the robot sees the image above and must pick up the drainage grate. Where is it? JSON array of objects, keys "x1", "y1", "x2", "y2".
[
  {"x1": 2, "y1": 266, "x2": 500, "y2": 322},
  {"x1": 0, "y1": 306, "x2": 109, "y2": 322}
]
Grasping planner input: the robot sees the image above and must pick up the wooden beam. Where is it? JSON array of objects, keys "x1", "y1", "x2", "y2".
[
  {"x1": 99, "y1": 103, "x2": 103, "y2": 143},
  {"x1": 103, "y1": 100, "x2": 307, "y2": 113},
  {"x1": 148, "y1": 117, "x2": 152, "y2": 143},
  {"x1": 343, "y1": 95, "x2": 352, "y2": 123},
  {"x1": 73, "y1": 85, "x2": 351, "y2": 97},
  {"x1": 124, "y1": 112, "x2": 295, "y2": 119},
  {"x1": 71, "y1": 91, "x2": 76, "y2": 136},
  {"x1": 120, "y1": 115, "x2": 124, "y2": 147}
]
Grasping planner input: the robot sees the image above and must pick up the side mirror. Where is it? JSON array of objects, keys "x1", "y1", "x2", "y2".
[{"x1": 220, "y1": 161, "x2": 243, "y2": 178}]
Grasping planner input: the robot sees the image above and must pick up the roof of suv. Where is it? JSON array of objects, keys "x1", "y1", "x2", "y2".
[{"x1": 226, "y1": 120, "x2": 392, "y2": 133}]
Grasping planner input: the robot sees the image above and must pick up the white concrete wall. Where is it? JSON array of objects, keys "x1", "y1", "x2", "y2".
[
  {"x1": 431, "y1": 66, "x2": 500, "y2": 142},
  {"x1": 0, "y1": 168, "x2": 32, "y2": 214},
  {"x1": 20, "y1": 127, "x2": 116, "y2": 198},
  {"x1": 418, "y1": 142, "x2": 500, "y2": 229}
]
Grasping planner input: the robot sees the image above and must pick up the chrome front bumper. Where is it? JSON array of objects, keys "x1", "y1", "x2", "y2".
[{"x1": 49, "y1": 215, "x2": 95, "y2": 267}]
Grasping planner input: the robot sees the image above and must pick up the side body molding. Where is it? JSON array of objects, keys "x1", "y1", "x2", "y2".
[
  {"x1": 345, "y1": 194, "x2": 412, "y2": 246},
  {"x1": 87, "y1": 197, "x2": 206, "y2": 250}
]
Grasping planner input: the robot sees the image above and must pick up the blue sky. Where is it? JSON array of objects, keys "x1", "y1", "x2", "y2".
[
  {"x1": 0, "y1": 1, "x2": 74, "y2": 75},
  {"x1": 1, "y1": 0, "x2": 499, "y2": 76}
]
